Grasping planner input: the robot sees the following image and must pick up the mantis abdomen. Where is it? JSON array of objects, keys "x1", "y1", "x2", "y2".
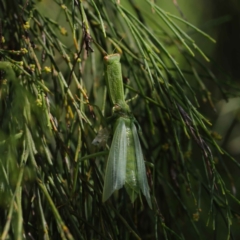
[
  {"x1": 125, "y1": 119, "x2": 140, "y2": 202},
  {"x1": 102, "y1": 116, "x2": 152, "y2": 208}
]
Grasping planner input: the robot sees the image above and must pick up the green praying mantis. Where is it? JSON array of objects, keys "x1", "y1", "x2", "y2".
[{"x1": 95, "y1": 54, "x2": 152, "y2": 208}]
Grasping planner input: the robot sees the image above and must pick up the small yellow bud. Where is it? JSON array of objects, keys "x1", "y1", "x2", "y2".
[
  {"x1": 23, "y1": 21, "x2": 30, "y2": 30},
  {"x1": 20, "y1": 48, "x2": 28, "y2": 54},
  {"x1": 44, "y1": 66, "x2": 51, "y2": 73},
  {"x1": 59, "y1": 27, "x2": 67, "y2": 36}
]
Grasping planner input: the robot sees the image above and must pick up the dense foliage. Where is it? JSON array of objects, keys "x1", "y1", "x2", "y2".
[{"x1": 0, "y1": 1, "x2": 240, "y2": 239}]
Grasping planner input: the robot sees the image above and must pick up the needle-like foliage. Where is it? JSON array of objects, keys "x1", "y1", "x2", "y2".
[{"x1": 0, "y1": 0, "x2": 240, "y2": 239}]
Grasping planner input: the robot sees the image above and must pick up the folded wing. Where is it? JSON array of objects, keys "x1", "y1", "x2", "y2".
[
  {"x1": 102, "y1": 118, "x2": 127, "y2": 202},
  {"x1": 132, "y1": 122, "x2": 152, "y2": 208}
]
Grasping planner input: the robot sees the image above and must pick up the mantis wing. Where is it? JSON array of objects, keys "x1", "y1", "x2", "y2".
[
  {"x1": 102, "y1": 118, "x2": 127, "y2": 202},
  {"x1": 132, "y1": 122, "x2": 152, "y2": 208}
]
